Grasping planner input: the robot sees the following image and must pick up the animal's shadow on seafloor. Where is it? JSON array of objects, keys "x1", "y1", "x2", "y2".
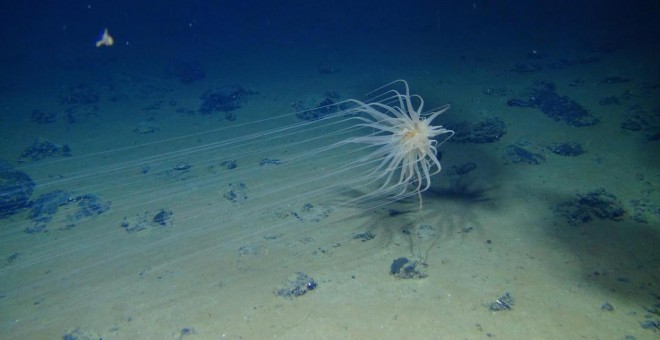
[
  {"x1": 331, "y1": 176, "x2": 495, "y2": 259},
  {"x1": 427, "y1": 175, "x2": 495, "y2": 206}
]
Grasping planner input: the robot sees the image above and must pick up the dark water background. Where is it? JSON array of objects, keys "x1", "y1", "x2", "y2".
[{"x1": 1, "y1": 1, "x2": 658, "y2": 64}]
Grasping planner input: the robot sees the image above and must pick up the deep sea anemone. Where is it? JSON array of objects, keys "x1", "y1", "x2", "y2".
[{"x1": 341, "y1": 80, "x2": 454, "y2": 207}]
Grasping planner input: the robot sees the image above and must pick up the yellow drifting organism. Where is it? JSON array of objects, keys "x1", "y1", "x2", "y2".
[{"x1": 96, "y1": 28, "x2": 114, "y2": 47}]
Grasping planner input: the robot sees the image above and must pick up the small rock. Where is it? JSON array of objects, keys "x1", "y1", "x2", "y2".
[
  {"x1": 601, "y1": 302, "x2": 614, "y2": 311},
  {"x1": 390, "y1": 257, "x2": 427, "y2": 279},
  {"x1": 274, "y1": 272, "x2": 318, "y2": 298},
  {"x1": 488, "y1": 292, "x2": 515, "y2": 311}
]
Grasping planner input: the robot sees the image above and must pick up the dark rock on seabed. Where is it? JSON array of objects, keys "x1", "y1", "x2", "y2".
[
  {"x1": 504, "y1": 145, "x2": 545, "y2": 165},
  {"x1": 0, "y1": 160, "x2": 35, "y2": 219},
  {"x1": 487, "y1": 292, "x2": 515, "y2": 311},
  {"x1": 507, "y1": 81, "x2": 599, "y2": 127},
  {"x1": 448, "y1": 118, "x2": 507, "y2": 144},
  {"x1": 554, "y1": 188, "x2": 625, "y2": 226},
  {"x1": 18, "y1": 138, "x2": 71, "y2": 163},
  {"x1": 274, "y1": 272, "x2": 318, "y2": 298},
  {"x1": 390, "y1": 257, "x2": 427, "y2": 279},
  {"x1": 199, "y1": 85, "x2": 256, "y2": 115},
  {"x1": 26, "y1": 191, "x2": 110, "y2": 233},
  {"x1": 548, "y1": 142, "x2": 584, "y2": 156}
]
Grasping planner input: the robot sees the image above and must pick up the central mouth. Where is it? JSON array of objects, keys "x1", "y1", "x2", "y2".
[{"x1": 403, "y1": 129, "x2": 417, "y2": 139}]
